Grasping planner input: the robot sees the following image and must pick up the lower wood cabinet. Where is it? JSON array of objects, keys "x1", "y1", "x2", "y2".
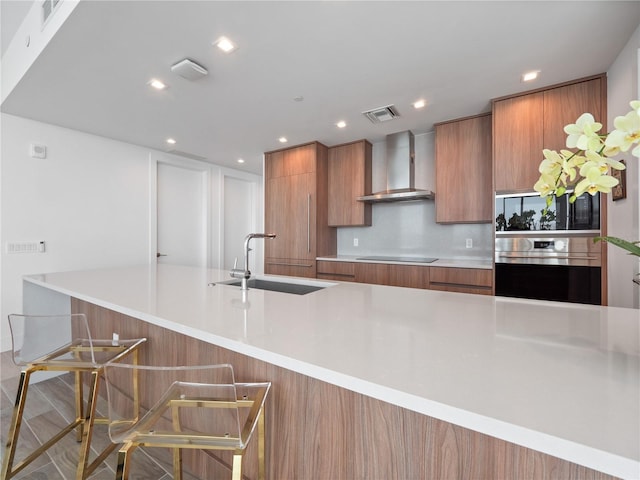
[
  {"x1": 429, "y1": 267, "x2": 493, "y2": 295},
  {"x1": 355, "y1": 263, "x2": 430, "y2": 289},
  {"x1": 316, "y1": 260, "x2": 355, "y2": 281},
  {"x1": 317, "y1": 261, "x2": 493, "y2": 295},
  {"x1": 266, "y1": 258, "x2": 317, "y2": 278}
]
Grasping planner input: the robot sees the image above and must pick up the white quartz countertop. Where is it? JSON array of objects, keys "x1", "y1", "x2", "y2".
[
  {"x1": 316, "y1": 255, "x2": 493, "y2": 269},
  {"x1": 25, "y1": 264, "x2": 639, "y2": 479}
]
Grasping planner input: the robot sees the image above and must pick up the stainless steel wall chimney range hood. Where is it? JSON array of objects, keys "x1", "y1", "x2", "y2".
[{"x1": 357, "y1": 131, "x2": 435, "y2": 203}]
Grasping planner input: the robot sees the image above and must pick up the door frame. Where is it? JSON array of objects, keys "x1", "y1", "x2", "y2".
[{"x1": 149, "y1": 153, "x2": 212, "y2": 267}]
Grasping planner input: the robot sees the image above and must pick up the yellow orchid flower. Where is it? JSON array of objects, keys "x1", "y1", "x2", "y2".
[
  {"x1": 538, "y1": 149, "x2": 563, "y2": 176},
  {"x1": 578, "y1": 150, "x2": 625, "y2": 178},
  {"x1": 534, "y1": 172, "x2": 559, "y2": 197},
  {"x1": 574, "y1": 167, "x2": 619, "y2": 197},
  {"x1": 564, "y1": 113, "x2": 603, "y2": 150},
  {"x1": 605, "y1": 109, "x2": 640, "y2": 152}
]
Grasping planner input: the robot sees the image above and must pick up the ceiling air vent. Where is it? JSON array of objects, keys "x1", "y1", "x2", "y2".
[
  {"x1": 167, "y1": 150, "x2": 208, "y2": 162},
  {"x1": 362, "y1": 105, "x2": 400, "y2": 124}
]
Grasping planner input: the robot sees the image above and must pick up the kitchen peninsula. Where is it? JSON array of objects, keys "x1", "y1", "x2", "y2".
[{"x1": 22, "y1": 264, "x2": 639, "y2": 479}]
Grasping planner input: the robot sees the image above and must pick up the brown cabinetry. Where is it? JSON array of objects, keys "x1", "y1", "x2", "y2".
[
  {"x1": 435, "y1": 113, "x2": 492, "y2": 223},
  {"x1": 264, "y1": 142, "x2": 336, "y2": 278},
  {"x1": 327, "y1": 140, "x2": 372, "y2": 226},
  {"x1": 316, "y1": 260, "x2": 356, "y2": 282},
  {"x1": 317, "y1": 260, "x2": 492, "y2": 294},
  {"x1": 354, "y1": 263, "x2": 429, "y2": 289},
  {"x1": 493, "y1": 74, "x2": 606, "y2": 193},
  {"x1": 429, "y1": 267, "x2": 492, "y2": 295}
]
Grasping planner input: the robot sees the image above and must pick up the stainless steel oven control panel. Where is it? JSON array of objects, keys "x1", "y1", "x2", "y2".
[{"x1": 495, "y1": 236, "x2": 601, "y2": 267}]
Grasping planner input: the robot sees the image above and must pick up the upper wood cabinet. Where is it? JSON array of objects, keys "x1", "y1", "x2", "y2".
[
  {"x1": 264, "y1": 142, "x2": 336, "y2": 278},
  {"x1": 493, "y1": 74, "x2": 606, "y2": 193},
  {"x1": 327, "y1": 140, "x2": 372, "y2": 227},
  {"x1": 435, "y1": 113, "x2": 492, "y2": 223}
]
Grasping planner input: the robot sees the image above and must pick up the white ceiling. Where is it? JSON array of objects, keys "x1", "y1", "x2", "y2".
[{"x1": 2, "y1": 1, "x2": 639, "y2": 174}]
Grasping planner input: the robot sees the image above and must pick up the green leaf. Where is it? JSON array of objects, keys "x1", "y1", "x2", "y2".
[{"x1": 594, "y1": 236, "x2": 640, "y2": 257}]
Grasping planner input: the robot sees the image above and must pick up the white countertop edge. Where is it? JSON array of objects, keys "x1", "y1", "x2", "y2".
[
  {"x1": 24, "y1": 275, "x2": 638, "y2": 479},
  {"x1": 316, "y1": 256, "x2": 493, "y2": 270}
]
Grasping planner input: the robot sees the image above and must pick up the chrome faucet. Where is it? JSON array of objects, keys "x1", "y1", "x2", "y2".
[{"x1": 230, "y1": 233, "x2": 276, "y2": 290}]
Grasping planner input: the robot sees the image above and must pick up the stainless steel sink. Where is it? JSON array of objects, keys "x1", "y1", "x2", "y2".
[{"x1": 219, "y1": 278, "x2": 327, "y2": 295}]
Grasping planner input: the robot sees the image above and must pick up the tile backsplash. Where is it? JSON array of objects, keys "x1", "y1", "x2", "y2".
[{"x1": 337, "y1": 200, "x2": 493, "y2": 260}]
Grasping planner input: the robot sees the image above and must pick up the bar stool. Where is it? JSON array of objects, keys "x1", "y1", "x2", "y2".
[
  {"x1": 2, "y1": 313, "x2": 146, "y2": 480},
  {"x1": 102, "y1": 362, "x2": 270, "y2": 480}
]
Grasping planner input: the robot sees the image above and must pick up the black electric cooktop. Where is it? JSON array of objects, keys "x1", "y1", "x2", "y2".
[{"x1": 356, "y1": 256, "x2": 438, "y2": 263}]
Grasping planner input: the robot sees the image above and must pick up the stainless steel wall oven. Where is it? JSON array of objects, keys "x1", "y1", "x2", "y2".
[{"x1": 495, "y1": 236, "x2": 601, "y2": 305}]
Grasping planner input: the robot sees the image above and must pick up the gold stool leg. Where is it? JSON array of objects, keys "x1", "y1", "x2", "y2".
[
  {"x1": 75, "y1": 370, "x2": 100, "y2": 480},
  {"x1": 258, "y1": 406, "x2": 266, "y2": 480},
  {"x1": 75, "y1": 370, "x2": 84, "y2": 442},
  {"x1": 232, "y1": 453, "x2": 243, "y2": 480},
  {"x1": 1, "y1": 370, "x2": 32, "y2": 479},
  {"x1": 115, "y1": 442, "x2": 137, "y2": 480},
  {"x1": 173, "y1": 448, "x2": 182, "y2": 480}
]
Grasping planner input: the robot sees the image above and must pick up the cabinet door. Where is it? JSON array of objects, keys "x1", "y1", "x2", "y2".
[
  {"x1": 354, "y1": 263, "x2": 390, "y2": 285},
  {"x1": 429, "y1": 267, "x2": 493, "y2": 295},
  {"x1": 328, "y1": 141, "x2": 372, "y2": 226},
  {"x1": 265, "y1": 144, "x2": 316, "y2": 179},
  {"x1": 265, "y1": 173, "x2": 315, "y2": 260},
  {"x1": 435, "y1": 114, "x2": 492, "y2": 223},
  {"x1": 388, "y1": 265, "x2": 429, "y2": 289},
  {"x1": 265, "y1": 260, "x2": 316, "y2": 278},
  {"x1": 543, "y1": 78, "x2": 603, "y2": 153},
  {"x1": 493, "y1": 92, "x2": 544, "y2": 193}
]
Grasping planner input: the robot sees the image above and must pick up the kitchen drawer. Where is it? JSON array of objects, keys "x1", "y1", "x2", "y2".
[
  {"x1": 354, "y1": 263, "x2": 429, "y2": 289},
  {"x1": 317, "y1": 261, "x2": 355, "y2": 276},
  {"x1": 429, "y1": 267, "x2": 492, "y2": 287},
  {"x1": 266, "y1": 258, "x2": 316, "y2": 278}
]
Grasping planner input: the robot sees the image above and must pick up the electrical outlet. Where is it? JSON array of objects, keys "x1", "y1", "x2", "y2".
[
  {"x1": 465, "y1": 238, "x2": 473, "y2": 248},
  {"x1": 353, "y1": 238, "x2": 359, "y2": 247}
]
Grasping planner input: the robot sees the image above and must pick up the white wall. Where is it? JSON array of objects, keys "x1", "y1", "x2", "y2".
[
  {"x1": 606, "y1": 24, "x2": 640, "y2": 308},
  {"x1": 1, "y1": 113, "x2": 262, "y2": 351}
]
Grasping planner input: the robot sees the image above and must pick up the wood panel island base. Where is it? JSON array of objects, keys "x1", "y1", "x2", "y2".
[
  {"x1": 74, "y1": 298, "x2": 618, "y2": 480},
  {"x1": 21, "y1": 265, "x2": 638, "y2": 480}
]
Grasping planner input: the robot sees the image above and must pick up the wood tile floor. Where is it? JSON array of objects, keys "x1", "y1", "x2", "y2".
[{"x1": 1, "y1": 351, "x2": 199, "y2": 480}]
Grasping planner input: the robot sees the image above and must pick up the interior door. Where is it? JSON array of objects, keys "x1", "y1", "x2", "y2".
[
  {"x1": 223, "y1": 176, "x2": 253, "y2": 270},
  {"x1": 157, "y1": 162, "x2": 207, "y2": 267}
]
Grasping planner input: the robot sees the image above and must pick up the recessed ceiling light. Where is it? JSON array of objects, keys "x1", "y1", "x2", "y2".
[
  {"x1": 149, "y1": 79, "x2": 167, "y2": 90},
  {"x1": 278, "y1": 137, "x2": 288, "y2": 143},
  {"x1": 413, "y1": 99, "x2": 426, "y2": 109},
  {"x1": 293, "y1": 96, "x2": 304, "y2": 102},
  {"x1": 237, "y1": 158, "x2": 245, "y2": 164},
  {"x1": 214, "y1": 36, "x2": 237, "y2": 53},
  {"x1": 166, "y1": 138, "x2": 176, "y2": 145},
  {"x1": 336, "y1": 121, "x2": 347, "y2": 129},
  {"x1": 522, "y1": 70, "x2": 540, "y2": 82}
]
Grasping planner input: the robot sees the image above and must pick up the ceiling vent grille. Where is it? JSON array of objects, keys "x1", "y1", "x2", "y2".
[
  {"x1": 362, "y1": 105, "x2": 400, "y2": 124},
  {"x1": 167, "y1": 149, "x2": 207, "y2": 162}
]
